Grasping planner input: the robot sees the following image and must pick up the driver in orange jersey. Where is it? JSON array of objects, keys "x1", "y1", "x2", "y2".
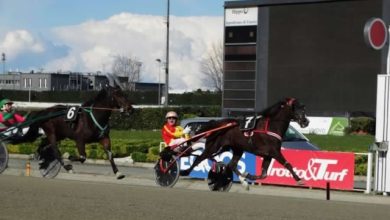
[{"x1": 161, "y1": 111, "x2": 191, "y2": 152}]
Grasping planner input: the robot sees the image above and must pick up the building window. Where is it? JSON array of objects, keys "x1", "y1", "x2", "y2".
[
  {"x1": 44, "y1": 79, "x2": 47, "y2": 88},
  {"x1": 39, "y1": 78, "x2": 42, "y2": 88},
  {"x1": 24, "y1": 78, "x2": 27, "y2": 88}
]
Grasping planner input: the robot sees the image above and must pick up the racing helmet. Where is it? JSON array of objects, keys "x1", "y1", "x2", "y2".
[
  {"x1": 165, "y1": 111, "x2": 178, "y2": 119},
  {"x1": 0, "y1": 99, "x2": 13, "y2": 110}
]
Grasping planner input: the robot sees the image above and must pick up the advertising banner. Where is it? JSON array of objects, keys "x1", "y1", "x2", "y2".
[
  {"x1": 255, "y1": 149, "x2": 355, "y2": 190},
  {"x1": 291, "y1": 117, "x2": 348, "y2": 136},
  {"x1": 182, "y1": 144, "x2": 355, "y2": 190}
]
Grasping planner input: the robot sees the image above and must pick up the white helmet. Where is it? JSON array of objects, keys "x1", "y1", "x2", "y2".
[{"x1": 165, "y1": 111, "x2": 178, "y2": 119}]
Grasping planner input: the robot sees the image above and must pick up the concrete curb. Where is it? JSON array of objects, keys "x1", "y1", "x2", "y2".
[{"x1": 9, "y1": 154, "x2": 155, "y2": 168}]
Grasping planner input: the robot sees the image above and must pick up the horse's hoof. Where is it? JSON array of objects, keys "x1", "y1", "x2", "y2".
[
  {"x1": 180, "y1": 170, "x2": 190, "y2": 176},
  {"x1": 116, "y1": 172, "x2": 125, "y2": 179},
  {"x1": 62, "y1": 152, "x2": 70, "y2": 159},
  {"x1": 297, "y1": 180, "x2": 305, "y2": 186},
  {"x1": 238, "y1": 175, "x2": 250, "y2": 191},
  {"x1": 63, "y1": 164, "x2": 73, "y2": 171},
  {"x1": 79, "y1": 156, "x2": 86, "y2": 164},
  {"x1": 242, "y1": 181, "x2": 250, "y2": 191},
  {"x1": 259, "y1": 173, "x2": 267, "y2": 179}
]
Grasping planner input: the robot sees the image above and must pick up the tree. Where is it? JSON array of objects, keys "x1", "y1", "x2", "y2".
[
  {"x1": 200, "y1": 42, "x2": 223, "y2": 92},
  {"x1": 111, "y1": 55, "x2": 142, "y2": 91}
]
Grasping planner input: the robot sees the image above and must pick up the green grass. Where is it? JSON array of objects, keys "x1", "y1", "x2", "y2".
[{"x1": 305, "y1": 134, "x2": 374, "y2": 152}]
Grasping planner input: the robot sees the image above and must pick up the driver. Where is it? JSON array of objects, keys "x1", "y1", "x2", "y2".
[
  {"x1": 161, "y1": 111, "x2": 191, "y2": 152},
  {"x1": 0, "y1": 99, "x2": 26, "y2": 132}
]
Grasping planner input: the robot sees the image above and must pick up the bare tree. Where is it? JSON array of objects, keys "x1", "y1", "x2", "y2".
[
  {"x1": 111, "y1": 55, "x2": 142, "y2": 91},
  {"x1": 200, "y1": 42, "x2": 223, "y2": 92}
]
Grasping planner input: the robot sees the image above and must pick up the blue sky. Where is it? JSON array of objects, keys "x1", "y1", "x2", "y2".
[
  {"x1": 0, "y1": 0, "x2": 226, "y2": 31},
  {"x1": 0, "y1": 0, "x2": 230, "y2": 92}
]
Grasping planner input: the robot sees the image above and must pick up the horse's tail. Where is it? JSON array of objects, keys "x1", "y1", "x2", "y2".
[
  {"x1": 11, "y1": 111, "x2": 43, "y2": 144},
  {"x1": 17, "y1": 123, "x2": 41, "y2": 143}
]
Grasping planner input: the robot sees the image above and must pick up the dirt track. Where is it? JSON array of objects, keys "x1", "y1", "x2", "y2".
[{"x1": 1, "y1": 175, "x2": 389, "y2": 220}]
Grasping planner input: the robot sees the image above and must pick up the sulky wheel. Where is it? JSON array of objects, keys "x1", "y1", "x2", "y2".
[
  {"x1": 207, "y1": 162, "x2": 233, "y2": 192},
  {"x1": 37, "y1": 144, "x2": 62, "y2": 178},
  {"x1": 0, "y1": 142, "x2": 9, "y2": 174},
  {"x1": 39, "y1": 158, "x2": 61, "y2": 178},
  {"x1": 154, "y1": 156, "x2": 180, "y2": 187}
]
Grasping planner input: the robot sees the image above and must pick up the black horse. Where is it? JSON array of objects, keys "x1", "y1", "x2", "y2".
[
  {"x1": 180, "y1": 98, "x2": 309, "y2": 185},
  {"x1": 22, "y1": 84, "x2": 134, "y2": 179}
]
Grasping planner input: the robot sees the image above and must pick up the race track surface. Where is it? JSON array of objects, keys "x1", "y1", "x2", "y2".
[{"x1": 1, "y1": 175, "x2": 389, "y2": 220}]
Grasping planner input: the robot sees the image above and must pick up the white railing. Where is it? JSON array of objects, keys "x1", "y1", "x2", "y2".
[{"x1": 355, "y1": 152, "x2": 373, "y2": 194}]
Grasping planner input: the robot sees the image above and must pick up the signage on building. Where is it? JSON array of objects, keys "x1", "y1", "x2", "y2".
[{"x1": 225, "y1": 7, "x2": 258, "y2": 27}]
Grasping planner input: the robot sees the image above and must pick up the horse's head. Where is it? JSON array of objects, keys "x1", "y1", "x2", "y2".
[
  {"x1": 285, "y1": 98, "x2": 309, "y2": 128},
  {"x1": 105, "y1": 85, "x2": 134, "y2": 116}
]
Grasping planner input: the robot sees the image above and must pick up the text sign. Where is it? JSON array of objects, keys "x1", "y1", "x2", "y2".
[
  {"x1": 225, "y1": 7, "x2": 258, "y2": 27},
  {"x1": 255, "y1": 149, "x2": 355, "y2": 190}
]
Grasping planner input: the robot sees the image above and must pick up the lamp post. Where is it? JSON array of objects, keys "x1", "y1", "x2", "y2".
[
  {"x1": 164, "y1": 0, "x2": 170, "y2": 107},
  {"x1": 28, "y1": 78, "x2": 32, "y2": 102},
  {"x1": 156, "y1": 59, "x2": 162, "y2": 105},
  {"x1": 1, "y1": 53, "x2": 5, "y2": 74}
]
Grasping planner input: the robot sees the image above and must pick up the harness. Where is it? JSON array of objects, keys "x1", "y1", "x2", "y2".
[
  {"x1": 252, "y1": 117, "x2": 282, "y2": 141},
  {"x1": 248, "y1": 98, "x2": 295, "y2": 141},
  {"x1": 83, "y1": 105, "x2": 108, "y2": 138}
]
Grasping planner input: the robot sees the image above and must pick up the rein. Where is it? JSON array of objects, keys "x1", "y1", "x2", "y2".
[
  {"x1": 252, "y1": 118, "x2": 282, "y2": 141},
  {"x1": 83, "y1": 105, "x2": 108, "y2": 137},
  {"x1": 81, "y1": 106, "x2": 124, "y2": 112}
]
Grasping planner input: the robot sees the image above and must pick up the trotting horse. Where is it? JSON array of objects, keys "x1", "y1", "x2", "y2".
[
  {"x1": 22, "y1": 83, "x2": 134, "y2": 179},
  {"x1": 180, "y1": 98, "x2": 309, "y2": 185}
]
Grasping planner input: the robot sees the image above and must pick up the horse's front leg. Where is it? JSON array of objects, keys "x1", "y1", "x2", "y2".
[
  {"x1": 241, "y1": 156, "x2": 273, "y2": 181},
  {"x1": 259, "y1": 156, "x2": 272, "y2": 179},
  {"x1": 100, "y1": 137, "x2": 125, "y2": 179},
  {"x1": 273, "y1": 152, "x2": 304, "y2": 185}
]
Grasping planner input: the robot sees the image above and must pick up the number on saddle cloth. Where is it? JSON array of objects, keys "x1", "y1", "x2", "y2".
[
  {"x1": 238, "y1": 115, "x2": 260, "y2": 131},
  {"x1": 65, "y1": 106, "x2": 80, "y2": 121}
]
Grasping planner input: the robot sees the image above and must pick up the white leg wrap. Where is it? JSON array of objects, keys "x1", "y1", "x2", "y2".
[{"x1": 238, "y1": 175, "x2": 250, "y2": 191}]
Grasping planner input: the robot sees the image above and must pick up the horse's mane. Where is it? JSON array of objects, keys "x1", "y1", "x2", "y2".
[
  {"x1": 82, "y1": 88, "x2": 108, "y2": 107},
  {"x1": 258, "y1": 101, "x2": 284, "y2": 117}
]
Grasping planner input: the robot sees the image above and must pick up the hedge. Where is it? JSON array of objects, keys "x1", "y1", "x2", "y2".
[
  {"x1": 6, "y1": 138, "x2": 160, "y2": 162},
  {"x1": 0, "y1": 89, "x2": 222, "y2": 105},
  {"x1": 110, "y1": 106, "x2": 221, "y2": 130},
  {"x1": 345, "y1": 117, "x2": 375, "y2": 135}
]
